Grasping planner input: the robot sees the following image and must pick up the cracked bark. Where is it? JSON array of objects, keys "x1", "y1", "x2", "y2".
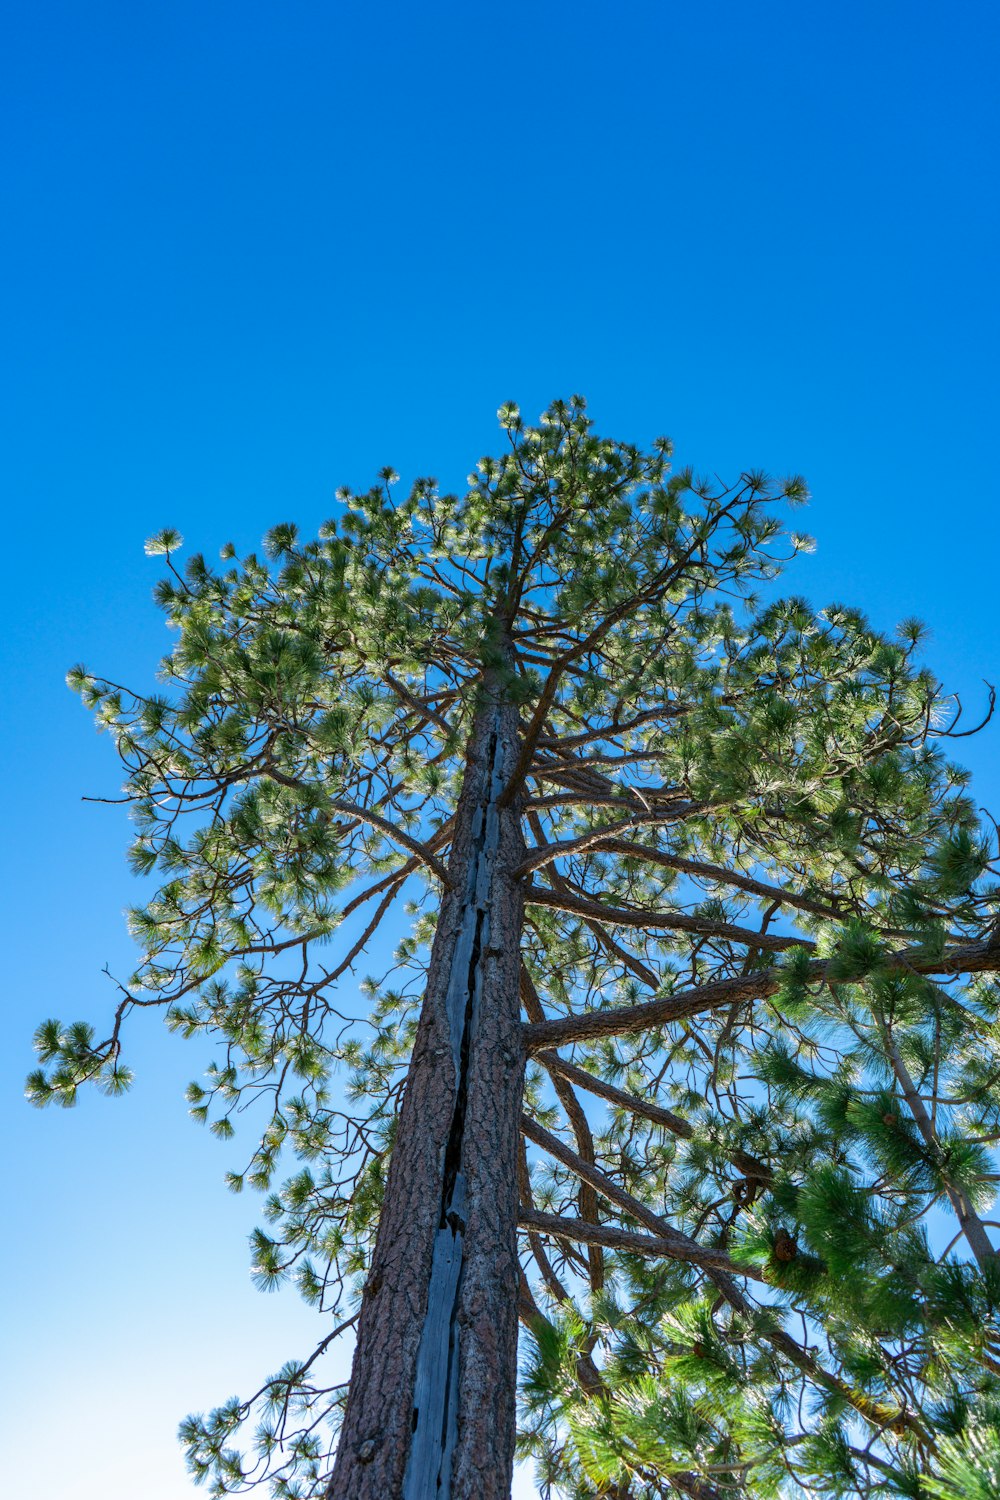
[{"x1": 328, "y1": 682, "x2": 526, "y2": 1499}]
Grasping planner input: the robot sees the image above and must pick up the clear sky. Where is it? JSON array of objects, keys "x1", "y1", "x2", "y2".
[{"x1": 3, "y1": 4, "x2": 999, "y2": 1497}]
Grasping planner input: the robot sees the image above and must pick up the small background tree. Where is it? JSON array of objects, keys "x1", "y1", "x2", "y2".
[{"x1": 30, "y1": 399, "x2": 1000, "y2": 1499}]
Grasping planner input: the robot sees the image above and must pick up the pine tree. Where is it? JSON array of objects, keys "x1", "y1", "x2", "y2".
[{"x1": 31, "y1": 398, "x2": 1000, "y2": 1499}]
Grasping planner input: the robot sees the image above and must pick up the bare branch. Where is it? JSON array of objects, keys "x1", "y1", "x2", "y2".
[
  {"x1": 539, "y1": 1051, "x2": 693, "y2": 1138},
  {"x1": 526, "y1": 882, "x2": 807, "y2": 953},
  {"x1": 518, "y1": 1208, "x2": 765, "y2": 1279}
]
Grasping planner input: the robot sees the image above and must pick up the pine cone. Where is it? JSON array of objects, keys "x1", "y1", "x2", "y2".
[{"x1": 774, "y1": 1228, "x2": 798, "y2": 1262}]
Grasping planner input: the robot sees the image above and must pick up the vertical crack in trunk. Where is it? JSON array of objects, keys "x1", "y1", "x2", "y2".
[{"x1": 402, "y1": 709, "x2": 506, "y2": 1498}]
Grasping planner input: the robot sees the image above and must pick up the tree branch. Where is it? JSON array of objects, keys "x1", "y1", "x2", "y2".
[
  {"x1": 525, "y1": 938, "x2": 1000, "y2": 1051},
  {"x1": 518, "y1": 1208, "x2": 764, "y2": 1279},
  {"x1": 520, "y1": 1115, "x2": 920, "y2": 1440},
  {"x1": 263, "y1": 767, "x2": 452, "y2": 885},
  {"x1": 526, "y1": 883, "x2": 807, "y2": 953},
  {"x1": 520, "y1": 1114, "x2": 761, "y2": 1281}
]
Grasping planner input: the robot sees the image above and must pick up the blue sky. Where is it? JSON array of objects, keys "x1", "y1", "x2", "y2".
[{"x1": 3, "y1": 3, "x2": 999, "y2": 1496}]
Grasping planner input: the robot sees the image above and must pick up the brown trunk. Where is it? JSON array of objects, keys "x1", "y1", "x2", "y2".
[{"x1": 328, "y1": 684, "x2": 527, "y2": 1498}]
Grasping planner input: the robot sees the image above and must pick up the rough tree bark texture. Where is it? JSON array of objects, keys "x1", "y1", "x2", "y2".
[{"x1": 328, "y1": 684, "x2": 527, "y2": 1499}]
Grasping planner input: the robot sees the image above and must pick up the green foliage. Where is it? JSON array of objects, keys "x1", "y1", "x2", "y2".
[
  {"x1": 37, "y1": 398, "x2": 1000, "y2": 1498},
  {"x1": 144, "y1": 526, "x2": 184, "y2": 556},
  {"x1": 926, "y1": 828, "x2": 992, "y2": 898},
  {"x1": 923, "y1": 1420, "x2": 1000, "y2": 1499}
]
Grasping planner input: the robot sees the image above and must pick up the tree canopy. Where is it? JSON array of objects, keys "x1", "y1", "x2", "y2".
[{"x1": 31, "y1": 398, "x2": 1000, "y2": 1499}]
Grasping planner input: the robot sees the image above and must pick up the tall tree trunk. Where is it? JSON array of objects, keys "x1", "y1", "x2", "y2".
[{"x1": 329, "y1": 683, "x2": 527, "y2": 1499}]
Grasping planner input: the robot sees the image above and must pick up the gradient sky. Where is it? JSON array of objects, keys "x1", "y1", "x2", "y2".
[{"x1": 4, "y1": 4, "x2": 999, "y2": 1497}]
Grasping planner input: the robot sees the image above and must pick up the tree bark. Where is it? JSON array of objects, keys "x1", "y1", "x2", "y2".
[{"x1": 328, "y1": 683, "x2": 527, "y2": 1499}]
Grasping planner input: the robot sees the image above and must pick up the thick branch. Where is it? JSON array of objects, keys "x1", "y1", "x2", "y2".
[
  {"x1": 525, "y1": 969, "x2": 767, "y2": 1052},
  {"x1": 518, "y1": 1208, "x2": 763, "y2": 1279},
  {"x1": 526, "y1": 938, "x2": 1000, "y2": 1051},
  {"x1": 516, "y1": 816, "x2": 649, "y2": 877}
]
